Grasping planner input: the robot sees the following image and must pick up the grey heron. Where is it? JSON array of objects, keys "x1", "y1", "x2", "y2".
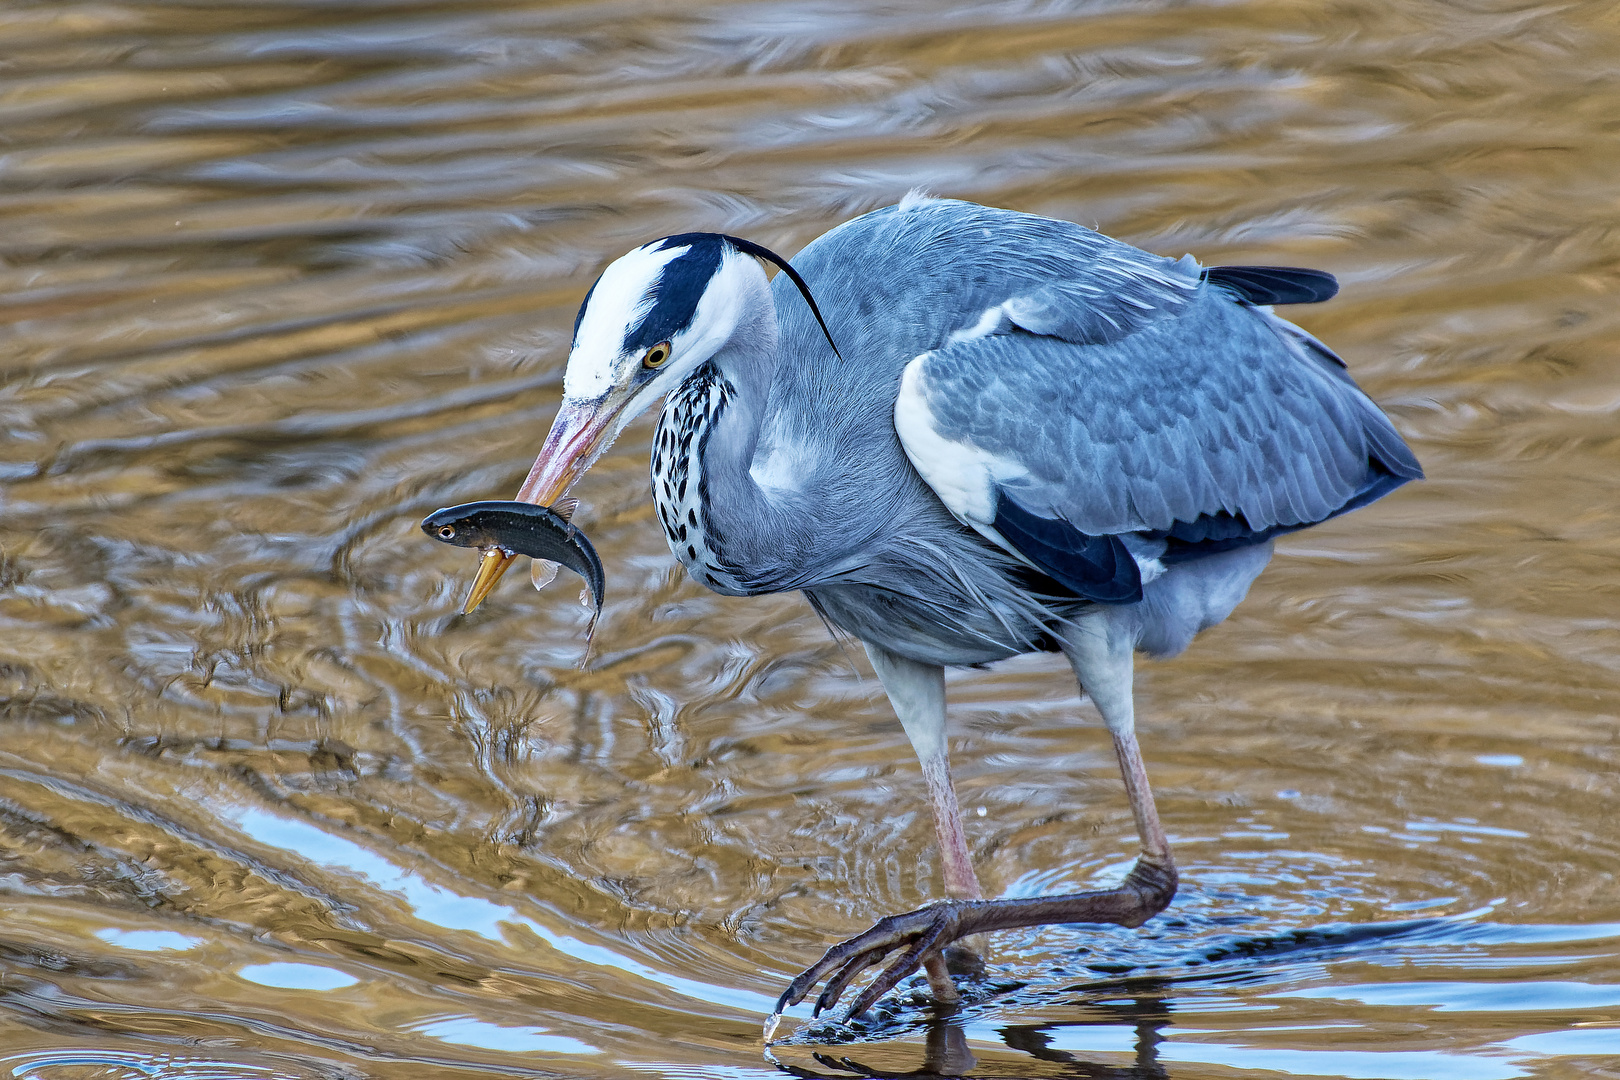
[{"x1": 457, "y1": 195, "x2": 1422, "y2": 1032}]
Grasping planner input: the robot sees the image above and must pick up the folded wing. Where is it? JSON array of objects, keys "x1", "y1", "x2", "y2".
[{"x1": 894, "y1": 255, "x2": 1421, "y2": 604}]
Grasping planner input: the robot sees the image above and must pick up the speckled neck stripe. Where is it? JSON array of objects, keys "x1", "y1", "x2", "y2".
[{"x1": 652, "y1": 362, "x2": 738, "y2": 592}]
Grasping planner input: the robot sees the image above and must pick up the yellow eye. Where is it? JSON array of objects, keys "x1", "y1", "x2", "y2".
[
  {"x1": 438, "y1": 525, "x2": 456, "y2": 540},
  {"x1": 642, "y1": 341, "x2": 672, "y2": 369}
]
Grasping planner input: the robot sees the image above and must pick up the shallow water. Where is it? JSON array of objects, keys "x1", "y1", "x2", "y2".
[{"x1": 2, "y1": 0, "x2": 1619, "y2": 1076}]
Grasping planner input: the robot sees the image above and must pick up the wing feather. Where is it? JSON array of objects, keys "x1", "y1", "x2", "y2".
[
  {"x1": 896, "y1": 280, "x2": 1421, "y2": 603},
  {"x1": 1203, "y1": 265, "x2": 1340, "y2": 306}
]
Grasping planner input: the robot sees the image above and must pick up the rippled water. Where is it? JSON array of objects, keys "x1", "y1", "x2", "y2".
[{"x1": 2, "y1": 0, "x2": 1618, "y2": 1076}]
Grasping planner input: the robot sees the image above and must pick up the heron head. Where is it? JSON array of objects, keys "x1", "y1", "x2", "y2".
[
  {"x1": 462, "y1": 232, "x2": 829, "y2": 612},
  {"x1": 563, "y1": 232, "x2": 764, "y2": 419}
]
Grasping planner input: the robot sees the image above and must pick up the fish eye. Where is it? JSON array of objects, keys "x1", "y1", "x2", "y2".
[
  {"x1": 642, "y1": 341, "x2": 672, "y2": 369},
  {"x1": 437, "y1": 525, "x2": 456, "y2": 540}
]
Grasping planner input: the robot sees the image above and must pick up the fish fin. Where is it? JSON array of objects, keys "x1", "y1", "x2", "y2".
[
  {"x1": 554, "y1": 497, "x2": 579, "y2": 521},
  {"x1": 578, "y1": 605, "x2": 599, "y2": 669},
  {"x1": 530, "y1": 558, "x2": 560, "y2": 590}
]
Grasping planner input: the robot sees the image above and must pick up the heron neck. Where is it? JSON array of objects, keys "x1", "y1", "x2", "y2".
[
  {"x1": 684, "y1": 295, "x2": 805, "y2": 592},
  {"x1": 707, "y1": 298, "x2": 778, "y2": 465}
]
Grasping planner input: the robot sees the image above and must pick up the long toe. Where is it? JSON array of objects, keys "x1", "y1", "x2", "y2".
[{"x1": 775, "y1": 901, "x2": 969, "y2": 1025}]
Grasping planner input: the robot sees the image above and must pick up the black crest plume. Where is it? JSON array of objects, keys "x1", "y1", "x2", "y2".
[{"x1": 659, "y1": 232, "x2": 844, "y2": 360}]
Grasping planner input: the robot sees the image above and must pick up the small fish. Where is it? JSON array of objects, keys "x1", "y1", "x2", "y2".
[{"x1": 422, "y1": 500, "x2": 605, "y2": 624}]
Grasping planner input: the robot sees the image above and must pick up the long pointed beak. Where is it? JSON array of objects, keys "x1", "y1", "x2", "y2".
[
  {"x1": 459, "y1": 396, "x2": 623, "y2": 614},
  {"x1": 461, "y1": 549, "x2": 519, "y2": 614}
]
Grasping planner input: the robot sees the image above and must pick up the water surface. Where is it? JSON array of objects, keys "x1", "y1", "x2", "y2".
[{"x1": 3, "y1": 1, "x2": 1619, "y2": 1077}]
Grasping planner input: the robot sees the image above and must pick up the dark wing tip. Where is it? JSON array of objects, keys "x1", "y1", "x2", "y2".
[
  {"x1": 992, "y1": 494, "x2": 1142, "y2": 604},
  {"x1": 1204, "y1": 265, "x2": 1339, "y2": 305}
]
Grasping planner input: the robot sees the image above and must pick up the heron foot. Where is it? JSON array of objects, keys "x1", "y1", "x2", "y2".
[
  {"x1": 765, "y1": 855, "x2": 1177, "y2": 1039},
  {"x1": 775, "y1": 899, "x2": 974, "y2": 1025}
]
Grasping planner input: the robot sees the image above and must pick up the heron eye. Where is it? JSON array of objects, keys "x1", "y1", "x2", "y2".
[
  {"x1": 642, "y1": 341, "x2": 672, "y2": 369},
  {"x1": 437, "y1": 525, "x2": 456, "y2": 540}
]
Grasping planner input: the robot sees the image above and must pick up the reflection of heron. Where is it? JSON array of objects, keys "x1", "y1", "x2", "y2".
[
  {"x1": 766, "y1": 989, "x2": 1176, "y2": 1079},
  {"x1": 459, "y1": 195, "x2": 1421, "y2": 1030}
]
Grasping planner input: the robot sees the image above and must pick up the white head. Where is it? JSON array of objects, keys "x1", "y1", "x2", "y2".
[
  {"x1": 460, "y1": 231, "x2": 838, "y2": 611},
  {"x1": 562, "y1": 235, "x2": 767, "y2": 423}
]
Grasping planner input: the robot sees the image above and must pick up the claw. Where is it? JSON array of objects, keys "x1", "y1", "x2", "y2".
[
  {"x1": 814, "y1": 949, "x2": 880, "y2": 1015},
  {"x1": 775, "y1": 901, "x2": 968, "y2": 1024},
  {"x1": 845, "y1": 924, "x2": 947, "y2": 1017}
]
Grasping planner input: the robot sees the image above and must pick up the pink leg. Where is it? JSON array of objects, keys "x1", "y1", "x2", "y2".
[
  {"x1": 918, "y1": 729, "x2": 983, "y2": 901},
  {"x1": 864, "y1": 643, "x2": 980, "y2": 1002},
  {"x1": 918, "y1": 735, "x2": 980, "y2": 1003},
  {"x1": 1064, "y1": 611, "x2": 1173, "y2": 871},
  {"x1": 1111, "y1": 723, "x2": 1171, "y2": 866}
]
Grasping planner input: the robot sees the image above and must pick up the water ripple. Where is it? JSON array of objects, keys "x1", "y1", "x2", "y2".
[{"x1": 1, "y1": 0, "x2": 1617, "y2": 1076}]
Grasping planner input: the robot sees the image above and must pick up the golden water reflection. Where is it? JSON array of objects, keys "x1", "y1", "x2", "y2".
[{"x1": 2, "y1": 0, "x2": 1618, "y2": 1076}]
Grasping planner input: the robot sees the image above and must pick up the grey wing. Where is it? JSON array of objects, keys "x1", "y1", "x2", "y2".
[{"x1": 894, "y1": 282, "x2": 1422, "y2": 605}]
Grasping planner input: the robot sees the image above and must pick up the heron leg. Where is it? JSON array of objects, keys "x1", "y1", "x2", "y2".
[
  {"x1": 863, "y1": 643, "x2": 981, "y2": 1002},
  {"x1": 1061, "y1": 610, "x2": 1173, "y2": 869},
  {"x1": 768, "y1": 617, "x2": 1177, "y2": 1033}
]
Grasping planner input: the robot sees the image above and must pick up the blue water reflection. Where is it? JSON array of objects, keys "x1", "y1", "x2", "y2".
[
  {"x1": 1155, "y1": 1043, "x2": 1526, "y2": 1080},
  {"x1": 1277, "y1": 980, "x2": 1620, "y2": 1012},
  {"x1": 238, "y1": 962, "x2": 359, "y2": 991},
  {"x1": 229, "y1": 806, "x2": 778, "y2": 1016},
  {"x1": 95, "y1": 929, "x2": 201, "y2": 952},
  {"x1": 412, "y1": 1014, "x2": 599, "y2": 1055}
]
